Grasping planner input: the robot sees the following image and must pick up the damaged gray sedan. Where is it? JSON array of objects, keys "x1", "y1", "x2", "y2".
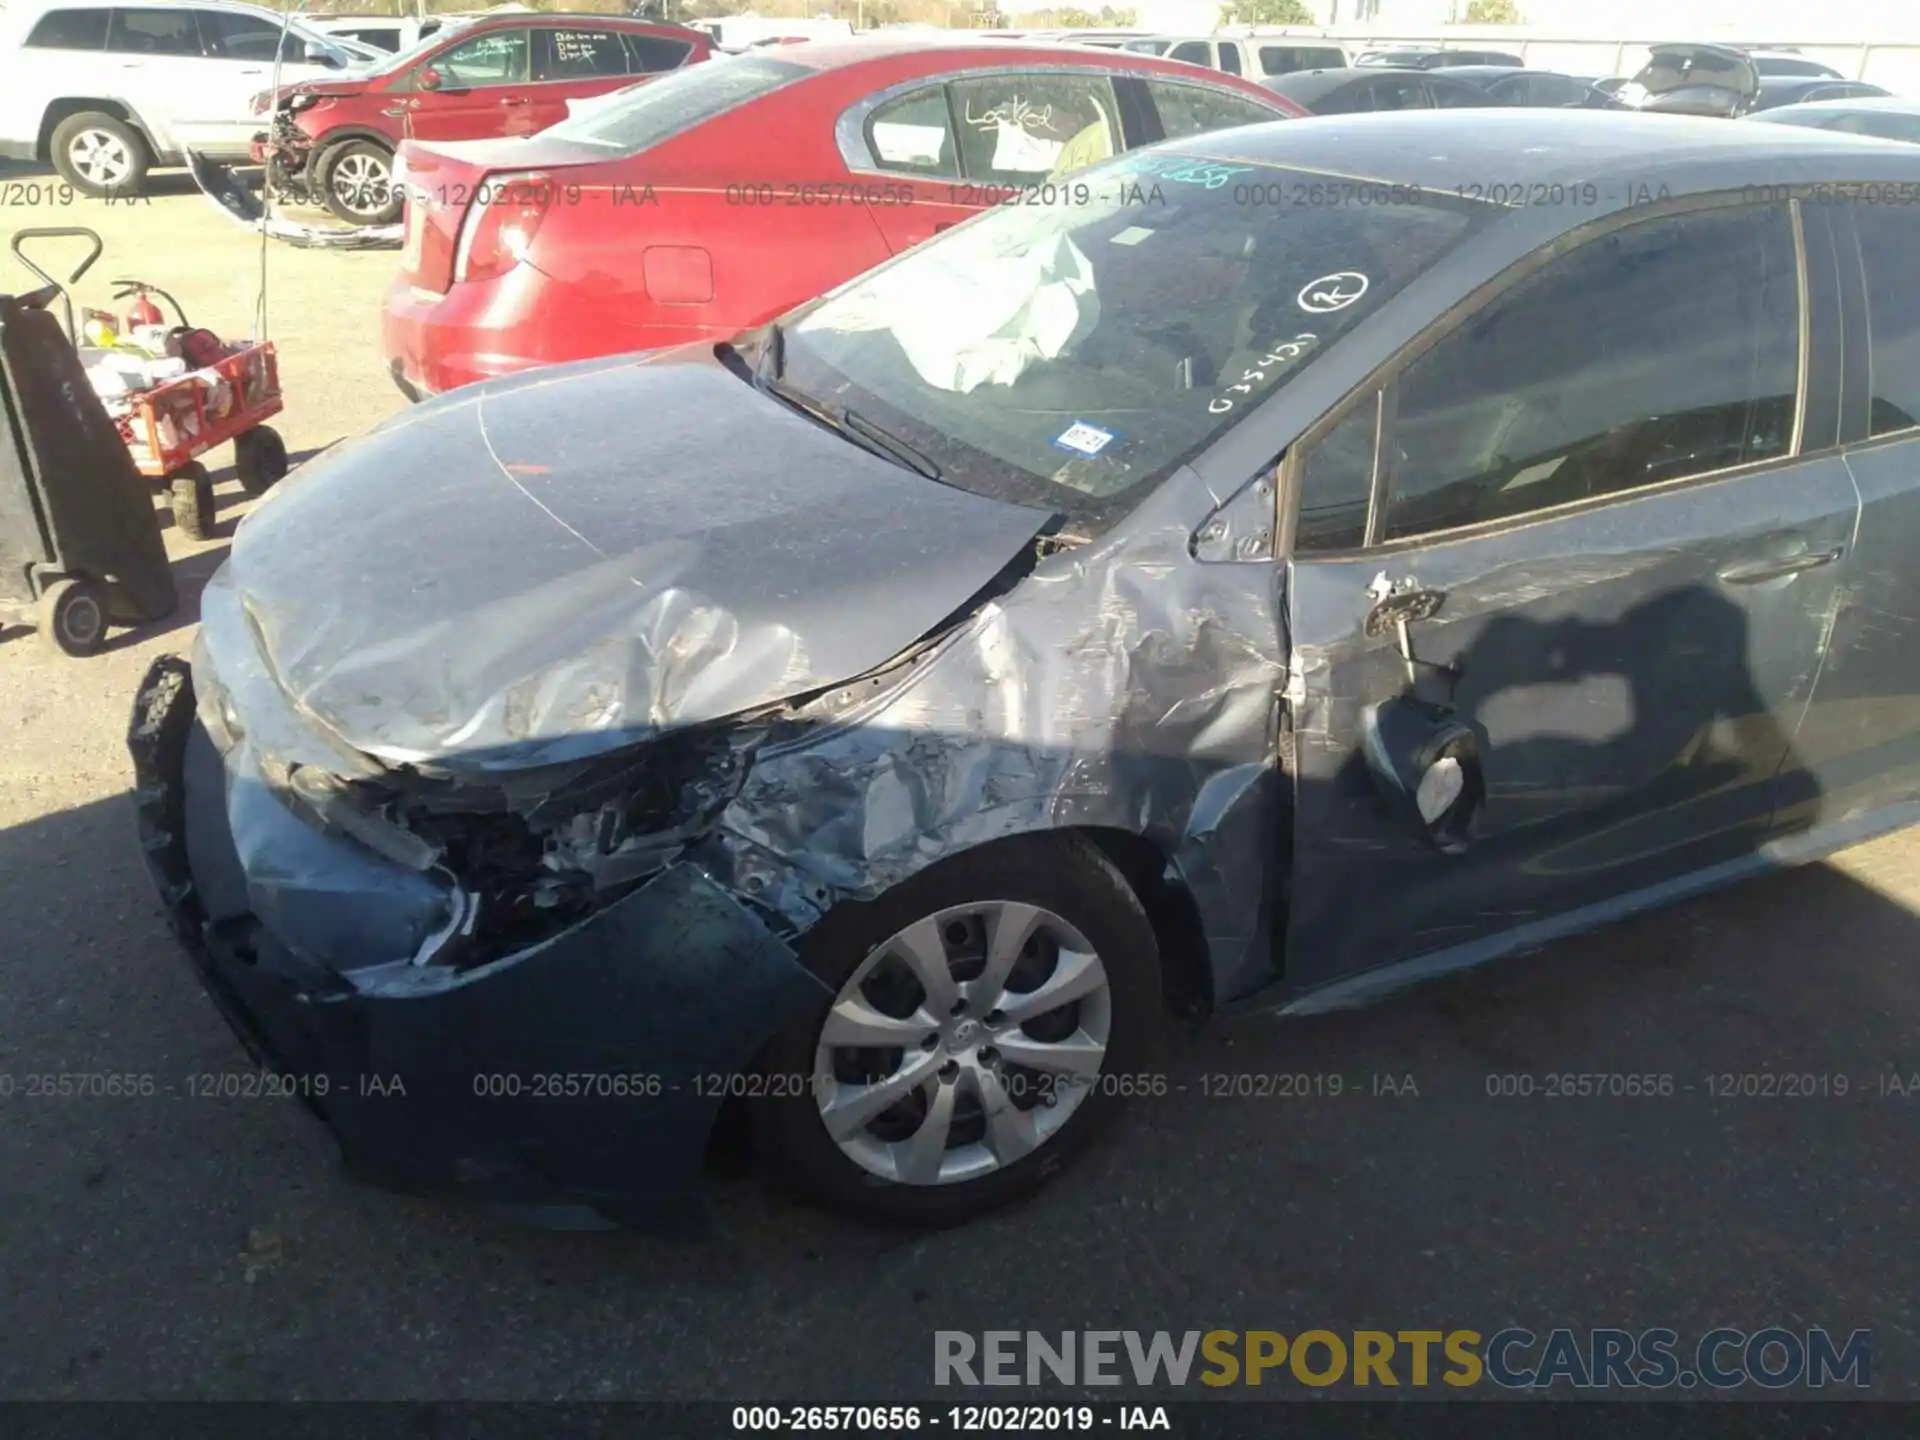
[{"x1": 131, "y1": 111, "x2": 1920, "y2": 1224}]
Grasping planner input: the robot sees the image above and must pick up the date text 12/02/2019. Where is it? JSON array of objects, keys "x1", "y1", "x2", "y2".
[{"x1": 731, "y1": 1406, "x2": 1172, "y2": 1431}]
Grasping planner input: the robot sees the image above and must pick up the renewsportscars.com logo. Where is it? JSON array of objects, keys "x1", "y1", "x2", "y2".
[{"x1": 934, "y1": 1328, "x2": 1871, "y2": 1391}]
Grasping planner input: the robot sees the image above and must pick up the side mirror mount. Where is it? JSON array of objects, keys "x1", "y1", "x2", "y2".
[
  {"x1": 1360, "y1": 696, "x2": 1486, "y2": 854},
  {"x1": 419, "y1": 66, "x2": 442, "y2": 91}
]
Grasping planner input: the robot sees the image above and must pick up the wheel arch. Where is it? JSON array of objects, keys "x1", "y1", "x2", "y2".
[{"x1": 38, "y1": 99, "x2": 158, "y2": 163}]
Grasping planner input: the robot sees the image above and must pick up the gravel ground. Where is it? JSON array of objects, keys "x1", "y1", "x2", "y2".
[{"x1": 1, "y1": 171, "x2": 1916, "y2": 1404}]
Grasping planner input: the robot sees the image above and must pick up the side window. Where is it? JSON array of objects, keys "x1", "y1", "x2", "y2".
[
  {"x1": 107, "y1": 8, "x2": 202, "y2": 56},
  {"x1": 1370, "y1": 77, "x2": 1430, "y2": 110},
  {"x1": 626, "y1": 35, "x2": 693, "y2": 72},
  {"x1": 1169, "y1": 40, "x2": 1211, "y2": 66},
  {"x1": 1487, "y1": 76, "x2": 1528, "y2": 104},
  {"x1": 343, "y1": 26, "x2": 400, "y2": 50},
  {"x1": 866, "y1": 86, "x2": 958, "y2": 176},
  {"x1": 537, "y1": 27, "x2": 630, "y2": 81},
  {"x1": 1144, "y1": 80, "x2": 1279, "y2": 140},
  {"x1": 27, "y1": 8, "x2": 109, "y2": 47},
  {"x1": 1296, "y1": 392, "x2": 1380, "y2": 551},
  {"x1": 1428, "y1": 81, "x2": 1484, "y2": 109},
  {"x1": 196, "y1": 11, "x2": 292, "y2": 61},
  {"x1": 1216, "y1": 43, "x2": 1243, "y2": 76},
  {"x1": 425, "y1": 28, "x2": 529, "y2": 86},
  {"x1": 1379, "y1": 204, "x2": 1800, "y2": 542},
  {"x1": 1857, "y1": 208, "x2": 1920, "y2": 437},
  {"x1": 948, "y1": 73, "x2": 1120, "y2": 183},
  {"x1": 1257, "y1": 46, "x2": 1294, "y2": 75}
]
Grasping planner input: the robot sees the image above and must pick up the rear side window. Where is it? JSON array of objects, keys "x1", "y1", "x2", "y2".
[
  {"x1": 1216, "y1": 43, "x2": 1242, "y2": 76},
  {"x1": 197, "y1": 10, "x2": 294, "y2": 61},
  {"x1": 107, "y1": 8, "x2": 201, "y2": 56},
  {"x1": 537, "y1": 27, "x2": 629, "y2": 80},
  {"x1": 1145, "y1": 80, "x2": 1280, "y2": 140},
  {"x1": 340, "y1": 26, "x2": 400, "y2": 50},
  {"x1": 626, "y1": 34, "x2": 693, "y2": 72},
  {"x1": 1857, "y1": 208, "x2": 1920, "y2": 437},
  {"x1": 1259, "y1": 46, "x2": 1344, "y2": 76},
  {"x1": 1376, "y1": 204, "x2": 1800, "y2": 541},
  {"x1": 949, "y1": 73, "x2": 1120, "y2": 184},
  {"x1": 1168, "y1": 40, "x2": 1211, "y2": 66},
  {"x1": 866, "y1": 86, "x2": 958, "y2": 176},
  {"x1": 26, "y1": 9, "x2": 109, "y2": 48},
  {"x1": 544, "y1": 55, "x2": 807, "y2": 150}
]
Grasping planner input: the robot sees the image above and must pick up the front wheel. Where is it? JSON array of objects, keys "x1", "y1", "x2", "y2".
[
  {"x1": 318, "y1": 139, "x2": 400, "y2": 225},
  {"x1": 49, "y1": 112, "x2": 149, "y2": 198},
  {"x1": 750, "y1": 834, "x2": 1162, "y2": 1226}
]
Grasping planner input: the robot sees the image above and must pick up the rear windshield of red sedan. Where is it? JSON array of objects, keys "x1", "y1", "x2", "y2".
[{"x1": 544, "y1": 55, "x2": 811, "y2": 151}]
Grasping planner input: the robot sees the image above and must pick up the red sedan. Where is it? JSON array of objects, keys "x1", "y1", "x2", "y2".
[{"x1": 382, "y1": 39, "x2": 1303, "y2": 398}]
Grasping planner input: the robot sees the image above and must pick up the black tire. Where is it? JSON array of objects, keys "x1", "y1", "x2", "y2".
[
  {"x1": 48, "y1": 111, "x2": 149, "y2": 199},
  {"x1": 750, "y1": 833, "x2": 1163, "y2": 1226},
  {"x1": 233, "y1": 425, "x2": 288, "y2": 496},
  {"x1": 169, "y1": 462, "x2": 216, "y2": 541},
  {"x1": 37, "y1": 576, "x2": 107, "y2": 657},
  {"x1": 317, "y1": 139, "x2": 400, "y2": 225}
]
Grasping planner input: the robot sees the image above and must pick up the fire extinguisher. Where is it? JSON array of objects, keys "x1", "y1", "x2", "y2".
[{"x1": 111, "y1": 279, "x2": 184, "y2": 331}]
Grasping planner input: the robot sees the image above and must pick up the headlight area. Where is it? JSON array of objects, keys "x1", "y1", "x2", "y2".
[{"x1": 256, "y1": 723, "x2": 765, "y2": 969}]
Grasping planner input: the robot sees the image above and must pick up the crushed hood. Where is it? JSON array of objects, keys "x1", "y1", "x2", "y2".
[
  {"x1": 1613, "y1": 43, "x2": 1759, "y2": 115},
  {"x1": 224, "y1": 348, "x2": 1053, "y2": 773}
]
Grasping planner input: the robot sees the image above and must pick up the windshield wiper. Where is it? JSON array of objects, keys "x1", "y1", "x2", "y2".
[
  {"x1": 759, "y1": 376, "x2": 942, "y2": 480},
  {"x1": 837, "y1": 406, "x2": 941, "y2": 481}
]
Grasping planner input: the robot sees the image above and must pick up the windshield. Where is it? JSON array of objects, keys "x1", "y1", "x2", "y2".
[
  {"x1": 776, "y1": 153, "x2": 1483, "y2": 531},
  {"x1": 543, "y1": 55, "x2": 810, "y2": 149}
]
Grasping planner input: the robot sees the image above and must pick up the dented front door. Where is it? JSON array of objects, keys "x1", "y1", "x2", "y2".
[
  {"x1": 1275, "y1": 199, "x2": 1856, "y2": 993},
  {"x1": 1282, "y1": 461, "x2": 1857, "y2": 992}
]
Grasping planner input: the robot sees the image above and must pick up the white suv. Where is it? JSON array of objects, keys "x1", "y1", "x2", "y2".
[{"x1": 0, "y1": 0, "x2": 358, "y2": 196}]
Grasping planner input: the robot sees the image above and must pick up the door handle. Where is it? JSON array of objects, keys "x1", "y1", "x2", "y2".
[
  {"x1": 498, "y1": 95, "x2": 529, "y2": 105},
  {"x1": 1717, "y1": 546, "x2": 1844, "y2": 585}
]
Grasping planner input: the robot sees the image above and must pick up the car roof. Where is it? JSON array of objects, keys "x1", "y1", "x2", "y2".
[
  {"x1": 1425, "y1": 64, "x2": 1533, "y2": 78},
  {"x1": 1756, "y1": 94, "x2": 1920, "y2": 114},
  {"x1": 1169, "y1": 109, "x2": 1920, "y2": 194},
  {"x1": 769, "y1": 35, "x2": 1251, "y2": 72},
  {"x1": 1263, "y1": 67, "x2": 1408, "y2": 100}
]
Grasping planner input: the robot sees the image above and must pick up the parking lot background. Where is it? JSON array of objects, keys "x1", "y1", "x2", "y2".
[{"x1": 1, "y1": 176, "x2": 1916, "y2": 1400}]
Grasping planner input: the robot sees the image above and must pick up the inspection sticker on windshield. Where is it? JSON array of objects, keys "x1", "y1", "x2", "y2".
[{"x1": 1054, "y1": 421, "x2": 1117, "y2": 456}]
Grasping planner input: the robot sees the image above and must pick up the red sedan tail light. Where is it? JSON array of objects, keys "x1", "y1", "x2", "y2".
[{"x1": 453, "y1": 172, "x2": 557, "y2": 284}]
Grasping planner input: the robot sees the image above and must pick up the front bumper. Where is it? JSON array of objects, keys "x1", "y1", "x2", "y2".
[{"x1": 128, "y1": 655, "x2": 826, "y2": 1226}]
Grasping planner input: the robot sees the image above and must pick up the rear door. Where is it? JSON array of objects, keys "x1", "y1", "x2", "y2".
[
  {"x1": 103, "y1": 5, "x2": 205, "y2": 152},
  {"x1": 189, "y1": 8, "x2": 319, "y2": 154},
  {"x1": 1781, "y1": 199, "x2": 1920, "y2": 829},
  {"x1": 1280, "y1": 199, "x2": 1856, "y2": 990},
  {"x1": 401, "y1": 23, "x2": 534, "y2": 140}
]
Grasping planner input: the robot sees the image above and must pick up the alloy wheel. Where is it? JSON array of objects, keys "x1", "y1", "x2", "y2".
[
  {"x1": 330, "y1": 152, "x2": 390, "y2": 217},
  {"x1": 69, "y1": 130, "x2": 132, "y2": 187},
  {"x1": 812, "y1": 900, "x2": 1112, "y2": 1186}
]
